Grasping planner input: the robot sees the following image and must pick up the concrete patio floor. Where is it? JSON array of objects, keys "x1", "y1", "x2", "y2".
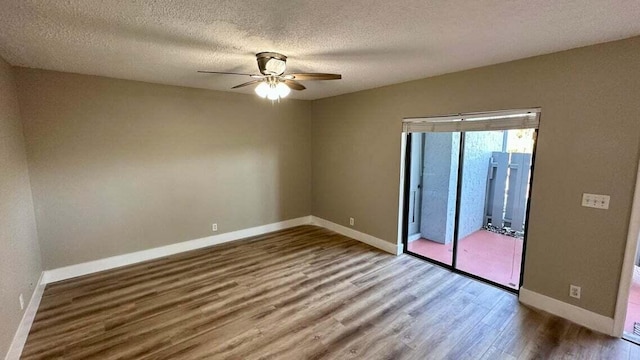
[{"x1": 407, "y1": 229, "x2": 523, "y2": 289}]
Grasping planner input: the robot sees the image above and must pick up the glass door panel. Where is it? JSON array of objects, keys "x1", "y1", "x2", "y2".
[
  {"x1": 406, "y1": 132, "x2": 460, "y2": 266},
  {"x1": 455, "y1": 129, "x2": 535, "y2": 289}
]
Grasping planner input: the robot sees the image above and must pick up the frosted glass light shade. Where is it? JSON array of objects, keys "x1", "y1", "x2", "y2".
[
  {"x1": 276, "y1": 83, "x2": 291, "y2": 98},
  {"x1": 267, "y1": 91, "x2": 279, "y2": 100},
  {"x1": 255, "y1": 80, "x2": 290, "y2": 101},
  {"x1": 255, "y1": 82, "x2": 269, "y2": 98}
]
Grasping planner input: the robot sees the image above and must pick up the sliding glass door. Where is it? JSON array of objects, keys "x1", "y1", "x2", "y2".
[
  {"x1": 406, "y1": 132, "x2": 460, "y2": 266},
  {"x1": 402, "y1": 110, "x2": 539, "y2": 292}
]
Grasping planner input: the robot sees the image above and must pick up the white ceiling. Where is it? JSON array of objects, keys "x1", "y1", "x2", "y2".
[{"x1": 1, "y1": 1, "x2": 639, "y2": 100}]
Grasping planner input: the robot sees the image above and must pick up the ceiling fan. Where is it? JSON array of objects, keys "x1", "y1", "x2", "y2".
[{"x1": 198, "y1": 52, "x2": 342, "y2": 100}]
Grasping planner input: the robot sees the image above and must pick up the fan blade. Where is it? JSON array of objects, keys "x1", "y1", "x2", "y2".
[
  {"x1": 232, "y1": 80, "x2": 263, "y2": 89},
  {"x1": 288, "y1": 73, "x2": 342, "y2": 81},
  {"x1": 284, "y1": 80, "x2": 306, "y2": 91},
  {"x1": 198, "y1": 71, "x2": 263, "y2": 78}
]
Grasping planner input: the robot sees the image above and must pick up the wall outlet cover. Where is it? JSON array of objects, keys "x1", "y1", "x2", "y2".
[{"x1": 569, "y1": 285, "x2": 581, "y2": 299}]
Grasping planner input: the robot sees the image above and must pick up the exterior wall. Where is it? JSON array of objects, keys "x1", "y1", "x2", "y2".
[
  {"x1": 458, "y1": 131, "x2": 504, "y2": 239},
  {"x1": 420, "y1": 132, "x2": 458, "y2": 243}
]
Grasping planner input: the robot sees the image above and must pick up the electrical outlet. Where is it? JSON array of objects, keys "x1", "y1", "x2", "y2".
[
  {"x1": 212, "y1": 223, "x2": 218, "y2": 232},
  {"x1": 349, "y1": 217, "x2": 354, "y2": 226},
  {"x1": 569, "y1": 285, "x2": 581, "y2": 299},
  {"x1": 581, "y1": 193, "x2": 610, "y2": 209},
  {"x1": 19, "y1": 294, "x2": 24, "y2": 310}
]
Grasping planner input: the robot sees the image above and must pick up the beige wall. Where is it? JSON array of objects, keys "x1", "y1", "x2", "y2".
[
  {"x1": 16, "y1": 69, "x2": 312, "y2": 269},
  {"x1": 0, "y1": 59, "x2": 41, "y2": 356},
  {"x1": 311, "y1": 36, "x2": 640, "y2": 318}
]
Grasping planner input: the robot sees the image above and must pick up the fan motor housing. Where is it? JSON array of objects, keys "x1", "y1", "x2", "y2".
[{"x1": 256, "y1": 52, "x2": 287, "y2": 76}]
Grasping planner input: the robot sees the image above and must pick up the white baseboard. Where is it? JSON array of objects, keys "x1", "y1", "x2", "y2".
[
  {"x1": 5, "y1": 272, "x2": 46, "y2": 360},
  {"x1": 310, "y1": 216, "x2": 402, "y2": 255},
  {"x1": 519, "y1": 287, "x2": 614, "y2": 336},
  {"x1": 41, "y1": 215, "x2": 402, "y2": 285},
  {"x1": 42, "y1": 216, "x2": 312, "y2": 284}
]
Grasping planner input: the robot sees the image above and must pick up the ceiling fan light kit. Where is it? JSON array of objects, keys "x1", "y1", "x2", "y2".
[
  {"x1": 199, "y1": 52, "x2": 342, "y2": 102},
  {"x1": 255, "y1": 78, "x2": 291, "y2": 100}
]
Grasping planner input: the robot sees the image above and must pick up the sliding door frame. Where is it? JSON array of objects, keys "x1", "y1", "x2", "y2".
[
  {"x1": 613, "y1": 157, "x2": 640, "y2": 338},
  {"x1": 400, "y1": 111, "x2": 540, "y2": 294}
]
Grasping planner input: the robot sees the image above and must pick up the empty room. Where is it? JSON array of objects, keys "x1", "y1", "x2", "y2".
[{"x1": 2, "y1": 1, "x2": 640, "y2": 359}]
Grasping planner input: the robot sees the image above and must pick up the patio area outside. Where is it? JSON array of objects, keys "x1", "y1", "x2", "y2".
[
  {"x1": 407, "y1": 229, "x2": 523, "y2": 289},
  {"x1": 406, "y1": 130, "x2": 533, "y2": 291},
  {"x1": 625, "y1": 266, "x2": 640, "y2": 337}
]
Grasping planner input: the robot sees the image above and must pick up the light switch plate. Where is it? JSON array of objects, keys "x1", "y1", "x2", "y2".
[{"x1": 581, "y1": 193, "x2": 610, "y2": 209}]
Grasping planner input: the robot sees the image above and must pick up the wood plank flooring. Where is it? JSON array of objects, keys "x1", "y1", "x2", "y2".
[{"x1": 21, "y1": 225, "x2": 640, "y2": 359}]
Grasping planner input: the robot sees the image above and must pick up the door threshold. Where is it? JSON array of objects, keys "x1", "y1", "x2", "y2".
[
  {"x1": 404, "y1": 250, "x2": 519, "y2": 295},
  {"x1": 623, "y1": 331, "x2": 640, "y2": 345}
]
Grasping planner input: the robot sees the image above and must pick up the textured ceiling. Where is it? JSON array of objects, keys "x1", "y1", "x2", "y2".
[{"x1": 1, "y1": 1, "x2": 639, "y2": 100}]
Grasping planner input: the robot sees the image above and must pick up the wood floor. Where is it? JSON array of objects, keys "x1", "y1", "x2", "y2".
[{"x1": 21, "y1": 225, "x2": 640, "y2": 359}]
